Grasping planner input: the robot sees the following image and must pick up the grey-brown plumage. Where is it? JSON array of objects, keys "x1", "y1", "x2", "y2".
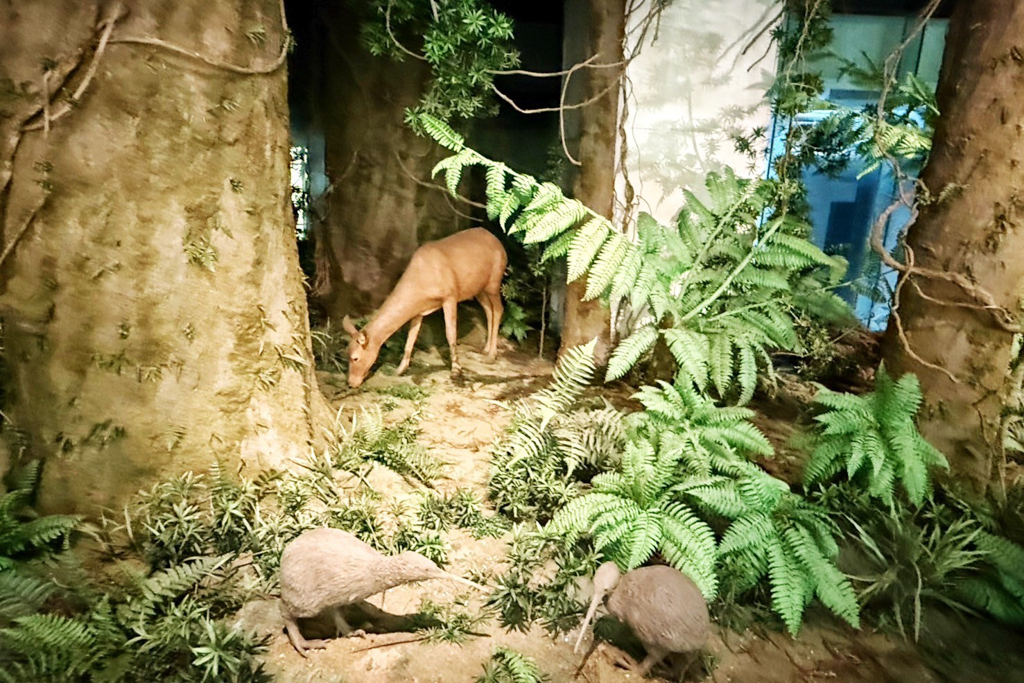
[
  {"x1": 574, "y1": 562, "x2": 709, "y2": 679},
  {"x1": 279, "y1": 527, "x2": 481, "y2": 656}
]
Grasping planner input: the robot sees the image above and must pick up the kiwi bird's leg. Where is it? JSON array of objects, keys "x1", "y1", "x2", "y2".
[
  {"x1": 636, "y1": 646, "x2": 669, "y2": 678},
  {"x1": 332, "y1": 607, "x2": 365, "y2": 638},
  {"x1": 285, "y1": 618, "x2": 329, "y2": 658},
  {"x1": 675, "y1": 651, "x2": 698, "y2": 682}
]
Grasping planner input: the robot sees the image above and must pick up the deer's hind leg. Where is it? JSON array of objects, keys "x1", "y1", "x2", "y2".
[
  {"x1": 442, "y1": 300, "x2": 461, "y2": 377},
  {"x1": 476, "y1": 293, "x2": 494, "y2": 356},
  {"x1": 486, "y1": 290, "x2": 503, "y2": 359}
]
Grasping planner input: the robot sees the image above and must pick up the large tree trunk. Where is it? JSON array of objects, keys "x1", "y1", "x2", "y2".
[
  {"x1": 882, "y1": 0, "x2": 1024, "y2": 493},
  {"x1": 299, "y1": 1, "x2": 466, "y2": 319},
  {"x1": 557, "y1": 0, "x2": 624, "y2": 363},
  {"x1": 0, "y1": 0, "x2": 323, "y2": 514}
]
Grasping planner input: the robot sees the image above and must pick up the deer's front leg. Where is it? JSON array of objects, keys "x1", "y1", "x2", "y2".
[
  {"x1": 396, "y1": 315, "x2": 423, "y2": 375},
  {"x1": 442, "y1": 300, "x2": 461, "y2": 377}
]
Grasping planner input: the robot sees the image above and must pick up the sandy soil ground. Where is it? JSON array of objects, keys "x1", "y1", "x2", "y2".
[{"x1": 236, "y1": 326, "x2": 1024, "y2": 683}]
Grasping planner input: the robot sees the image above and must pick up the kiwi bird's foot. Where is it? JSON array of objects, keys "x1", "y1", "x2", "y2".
[
  {"x1": 609, "y1": 650, "x2": 639, "y2": 671},
  {"x1": 348, "y1": 629, "x2": 367, "y2": 638}
]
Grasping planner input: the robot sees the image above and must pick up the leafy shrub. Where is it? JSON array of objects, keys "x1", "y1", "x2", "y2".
[
  {"x1": 550, "y1": 438, "x2": 719, "y2": 598},
  {"x1": 824, "y1": 488, "x2": 983, "y2": 640},
  {"x1": 488, "y1": 340, "x2": 624, "y2": 521},
  {"x1": 362, "y1": 0, "x2": 518, "y2": 122},
  {"x1": 324, "y1": 405, "x2": 441, "y2": 485},
  {"x1": 551, "y1": 379, "x2": 858, "y2": 635},
  {"x1": 0, "y1": 555, "x2": 270, "y2": 683},
  {"x1": 804, "y1": 365, "x2": 948, "y2": 506},
  {"x1": 417, "y1": 488, "x2": 508, "y2": 538}
]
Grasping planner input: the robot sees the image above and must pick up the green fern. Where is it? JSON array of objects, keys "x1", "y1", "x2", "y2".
[
  {"x1": 476, "y1": 646, "x2": 549, "y2": 683},
  {"x1": 717, "y1": 491, "x2": 860, "y2": 636},
  {"x1": 0, "y1": 461, "x2": 80, "y2": 569},
  {"x1": 549, "y1": 438, "x2": 719, "y2": 599},
  {"x1": 956, "y1": 531, "x2": 1024, "y2": 626},
  {"x1": 804, "y1": 365, "x2": 948, "y2": 506},
  {"x1": 417, "y1": 114, "x2": 850, "y2": 396}
]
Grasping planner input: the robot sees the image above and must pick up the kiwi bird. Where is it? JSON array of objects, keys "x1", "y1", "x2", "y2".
[
  {"x1": 279, "y1": 527, "x2": 483, "y2": 656},
  {"x1": 574, "y1": 562, "x2": 710, "y2": 680}
]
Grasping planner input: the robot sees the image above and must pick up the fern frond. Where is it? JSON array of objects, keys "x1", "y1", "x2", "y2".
[
  {"x1": 606, "y1": 326, "x2": 658, "y2": 382},
  {"x1": 567, "y1": 218, "x2": 611, "y2": 283}
]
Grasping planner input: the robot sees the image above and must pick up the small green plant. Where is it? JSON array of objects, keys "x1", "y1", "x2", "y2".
[
  {"x1": 804, "y1": 366, "x2": 948, "y2": 506},
  {"x1": 1, "y1": 462, "x2": 79, "y2": 569},
  {"x1": 825, "y1": 489, "x2": 983, "y2": 641},
  {"x1": 417, "y1": 488, "x2": 508, "y2": 538},
  {"x1": 325, "y1": 405, "x2": 441, "y2": 485},
  {"x1": 412, "y1": 594, "x2": 488, "y2": 644},
  {"x1": 372, "y1": 383, "x2": 431, "y2": 403},
  {"x1": 486, "y1": 527, "x2": 599, "y2": 635},
  {"x1": 476, "y1": 646, "x2": 548, "y2": 683},
  {"x1": 310, "y1": 321, "x2": 348, "y2": 373}
]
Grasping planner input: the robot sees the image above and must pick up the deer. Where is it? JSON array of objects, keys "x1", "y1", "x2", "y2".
[{"x1": 341, "y1": 227, "x2": 507, "y2": 388}]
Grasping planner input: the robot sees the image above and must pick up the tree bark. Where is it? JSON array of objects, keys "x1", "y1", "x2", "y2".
[
  {"x1": 299, "y1": 0, "x2": 467, "y2": 320},
  {"x1": 0, "y1": 0, "x2": 323, "y2": 514},
  {"x1": 557, "y1": 0, "x2": 625, "y2": 363},
  {"x1": 881, "y1": 0, "x2": 1024, "y2": 493}
]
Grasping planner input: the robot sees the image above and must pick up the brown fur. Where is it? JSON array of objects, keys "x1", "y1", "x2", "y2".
[{"x1": 342, "y1": 228, "x2": 507, "y2": 387}]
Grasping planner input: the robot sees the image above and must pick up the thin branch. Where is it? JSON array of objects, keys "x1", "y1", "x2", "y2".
[
  {"x1": 489, "y1": 60, "x2": 624, "y2": 78},
  {"x1": 741, "y1": 9, "x2": 785, "y2": 57},
  {"x1": 870, "y1": 194, "x2": 1023, "y2": 334},
  {"x1": 108, "y1": 0, "x2": 291, "y2": 75},
  {"x1": 491, "y1": 78, "x2": 620, "y2": 115},
  {"x1": 384, "y1": 0, "x2": 428, "y2": 62},
  {"x1": 393, "y1": 151, "x2": 487, "y2": 209},
  {"x1": 351, "y1": 635, "x2": 427, "y2": 653}
]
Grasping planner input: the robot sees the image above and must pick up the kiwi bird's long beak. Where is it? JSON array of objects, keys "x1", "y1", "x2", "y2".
[
  {"x1": 574, "y1": 593, "x2": 603, "y2": 654},
  {"x1": 441, "y1": 573, "x2": 487, "y2": 591}
]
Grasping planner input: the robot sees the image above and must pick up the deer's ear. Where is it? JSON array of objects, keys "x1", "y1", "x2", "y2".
[{"x1": 342, "y1": 315, "x2": 359, "y2": 337}]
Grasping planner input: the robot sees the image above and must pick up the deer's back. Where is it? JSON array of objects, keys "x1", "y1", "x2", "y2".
[
  {"x1": 279, "y1": 528, "x2": 381, "y2": 618},
  {"x1": 404, "y1": 228, "x2": 507, "y2": 301}
]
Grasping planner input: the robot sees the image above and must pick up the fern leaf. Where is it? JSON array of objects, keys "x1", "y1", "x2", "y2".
[
  {"x1": 419, "y1": 114, "x2": 466, "y2": 151},
  {"x1": 606, "y1": 325, "x2": 658, "y2": 382},
  {"x1": 663, "y1": 328, "x2": 710, "y2": 391},
  {"x1": 584, "y1": 232, "x2": 629, "y2": 301},
  {"x1": 567, "y1": 218, "x2": 611, "y2": 283}
]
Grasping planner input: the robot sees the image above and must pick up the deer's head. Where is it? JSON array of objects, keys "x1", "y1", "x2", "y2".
[{"x1": 342, "y1": 315, "x2": 377, "y2": 388}]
